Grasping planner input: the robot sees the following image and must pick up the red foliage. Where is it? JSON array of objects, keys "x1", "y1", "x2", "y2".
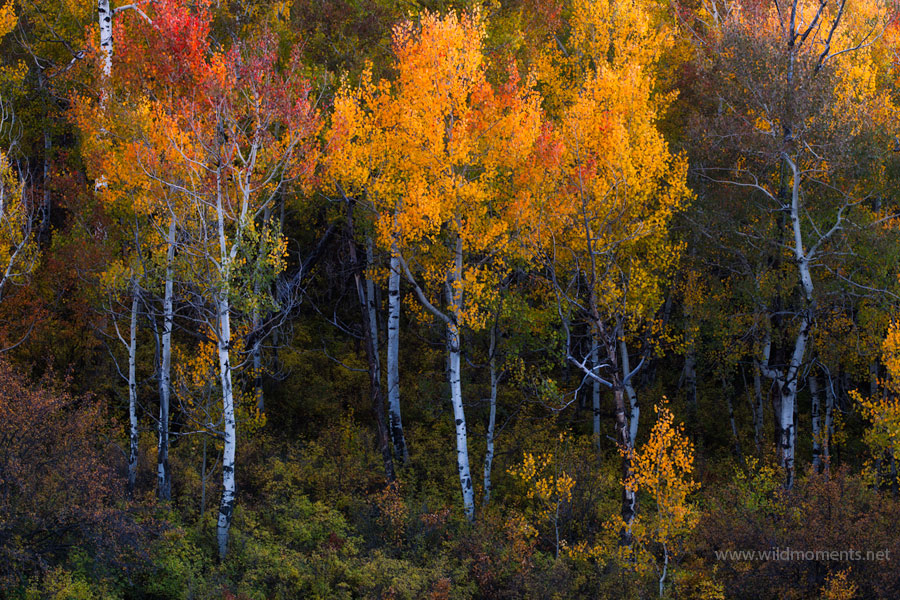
[{"x1": 0, "y1": 359, "x2": 145, "y2": 589}]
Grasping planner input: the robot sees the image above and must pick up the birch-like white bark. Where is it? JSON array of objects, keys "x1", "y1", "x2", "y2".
[
  {"x1": 447, "y1": 235, "x2": 474, "y2": 521},
  {"x1": 620, "y1": 338, "x2": 639, "y2": 445},
  {"x1": 756, "y1": 156, "x2": 813, "y2": 489},
  {"x1": 591, "y1": 341, "x2": 602, "y2": 451},
  {"x1": 483, "y1": 322, "x2": 498, "y2": 506},
  {"x1": 448, "y1": 319, "x2": 474, "y2": 520},
  {"x1": 395, "y1": 237, "x2": 474, "y2": 520},
  {"x1": 157, "y1": 217, "x2": 175, "y2": 501},
  {"x1": 127, "y1": 279, "x2": 139, "y2": 495},
  {"x1": 215, "y1": 294, "x2": 236, "y2": 561},
  {"x1": 761, "y1": 328, "x2": 807, "y2": 489},
  {"x1": 387, "y1": 243, "x2": 408, "y2": 463},
  {"x1": 214, "y1": 163, "x2": 236, "y2": 561},
  {"x1": 98, "y1": 0, "x2": 113, "y2": 80}
]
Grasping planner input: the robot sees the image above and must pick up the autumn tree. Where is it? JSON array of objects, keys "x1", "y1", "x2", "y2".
[
  {"x1": 79, "y1": 0, "x2": 320, "y2": 558},
  {"x1": 328, "y1": 10, "x2": 542, "y2": 520},
  {"x1": 524, "y1": 0, "x2": 690, "y2": 538},
  {"x1": 626, "y1": 401, "x2": 699, "y2": 596},
  {"x1": 683, "y1": 0, "x2": 899, "y2": 488}
]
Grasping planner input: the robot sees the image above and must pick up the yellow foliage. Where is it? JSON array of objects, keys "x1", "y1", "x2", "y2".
[
  {"x1": 821, "y1": 568, "x2": 858, "y2": 600},
  {"x1": 0, "y1": 1, "x2": 15, "y2": 40},
  {"x1": 571, "y1": 400, "x2": 699, "y2": 589},
  {"x1": 172, "y1": 328, "x2": 266, "y2": 435},
  {"x1": 854, "y1": 320, "x2": 900, "y2": 464},
  {"x1": 327, "y1": 10, "x2": 542, "y2": 330},
  {"x1": 507, "y1": 432, "x2": 576, "y2": 543},
  {"x1": 0, "y1": 150, "x2": 38, "y2": 296}
]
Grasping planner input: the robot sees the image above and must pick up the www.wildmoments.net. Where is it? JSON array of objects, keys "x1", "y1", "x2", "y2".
[{"x1": 714, "y1": 548, "x2": 891, "y2": 562}]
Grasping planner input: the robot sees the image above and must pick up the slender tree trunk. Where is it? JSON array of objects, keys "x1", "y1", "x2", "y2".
[
  {"x1": 824, "y1": 373, "x2": 834, "y2": 471},
  {"x1": 365, "y1": 239, "x2": 380, "y2": 357},
  {"x1": 127, "y1": 280, "x2": 140, "y2": 496},
  {"x1": 98, "y1": 0, "x2": 113, "y2": 79},
  {"x1": 723, "y1": 374, "x2": 744, "y2": 464},
  {"x1": 251, "y1": 317, "x2": 263, "y2": 412},
  {"x1": 214, "y1": 163, "x2": 236, "y2": 561},
  {"x1": 200, "y1": 435, "x2": 207, "y2": 517},
  {"x1": 215, "y1": 294, "x2": 236, "y2": 561},
  {"x1": 758, "y1": 154, "x2": 814, "y2": 490},
  {"x1": 395, "y1": 229, "x2": 473, "y2": 520},
  {"x1": 365, "y1": 239, "x2": 394, "y2": 477},
  {"x1": 483, "y1": 322, "x2": 498, "y2": 506},
  {"x1": 620, "y1": 338, "x2": 639, "y2": 445},
  {"x1": 777, "y1": 327, "x2": 807, "y2": 489},
  {"x1": 448, "y1": 235, "x2": 475, "y2": 521},
  {"x1": 157, "y1": 218, "x2": 175, "y2": 501},
  {"x1": 591, "y1": 341, "x2": 602, "y2": 452},
  {"x1": 752, "y1": 363, "x2": 764, "y2": 453},
  {"x1": 810, "y1": 371, "x2": 822, "y2": 472},
  {"x1": 448, "y1": 319, "x2": 474, "y2": 520},
  {"x1": 251, "y1": 206, "x2": 272, "y2": 414},
  {"x1": 346, "y1": 203, "x2": 394, "y2": 481},
  {"x1": 386, "y1": 243, "x2": 408, "y2": 464},
  {"x1": 40, "y1": 127, "x2": 51, "y2": 243},
  {"x1": 614, "y1": 381, "x2": 636, "y2": 541},
  {"x1": 352, "y1": 232, "x2": 395, "y2": 481}
]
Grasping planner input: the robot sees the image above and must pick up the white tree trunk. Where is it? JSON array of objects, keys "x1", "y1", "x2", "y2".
[
  {"x1": 215, "y1": 295, "x2": 236, "y2": 561},
  {"x1": 758, "y1": 156, "x2": 814, "y2": 489},
  {"x1": 157, "y1": 217, "x2": 175, "y2": 501},
  {"x1": 387, "y1": 243, "x2": 408, "y2": 463},
  {"x1": 214, "y1": 164, "x2": 237, "y2": 560},
  {"x1": 395, "y1": 233, "x2": 472, "y2": 520},
  {"x1": 483, "y1": 323, "x2": 498, "y2": 506},
  {"x1": 448, "y1": 319, "x2": 474, "y2": 521},
  {"x1": 591, "y1": 341, "x2": 602, "y2": 451},
  {"x1": 448, "y1": 236, "x2": 474, "y2": 521},
  {"x1": 620, "y1": 338, "x2": 639, "y2": 445},
  {"x1": 127, "y1": 279, "x2": 139, "y2": 495},
  {"x1": 98, "y1": 0, "x2": 113, "y2": 80}
]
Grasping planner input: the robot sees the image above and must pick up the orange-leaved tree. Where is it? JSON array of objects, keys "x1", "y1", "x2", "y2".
[
  {"x1": 78, "y1": 0, "x2": 319, "y2": 559},
  {"x1": 327, "y1": 10, "x2": 542, "y2": 520},
  {"x1": 525, "y1": 0, "x2": 690, "y2": 540}
]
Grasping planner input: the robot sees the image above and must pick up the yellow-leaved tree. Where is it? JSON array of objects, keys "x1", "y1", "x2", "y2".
[
  {"x1": 0, "y1": 1, "x2": 37, "y2": 306},
  {"x1": 853, "y1": 320, "x2": 900, "y2": 494},
  {"x1": 570, "y1": 400, "x2": 698, "y2": 596},
  {"x1": 327, "y1": 10, "x2": 542, "y2": 521},
  {"x1": 524, "y1": 0, "x2": 691, "y2": 539}
]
